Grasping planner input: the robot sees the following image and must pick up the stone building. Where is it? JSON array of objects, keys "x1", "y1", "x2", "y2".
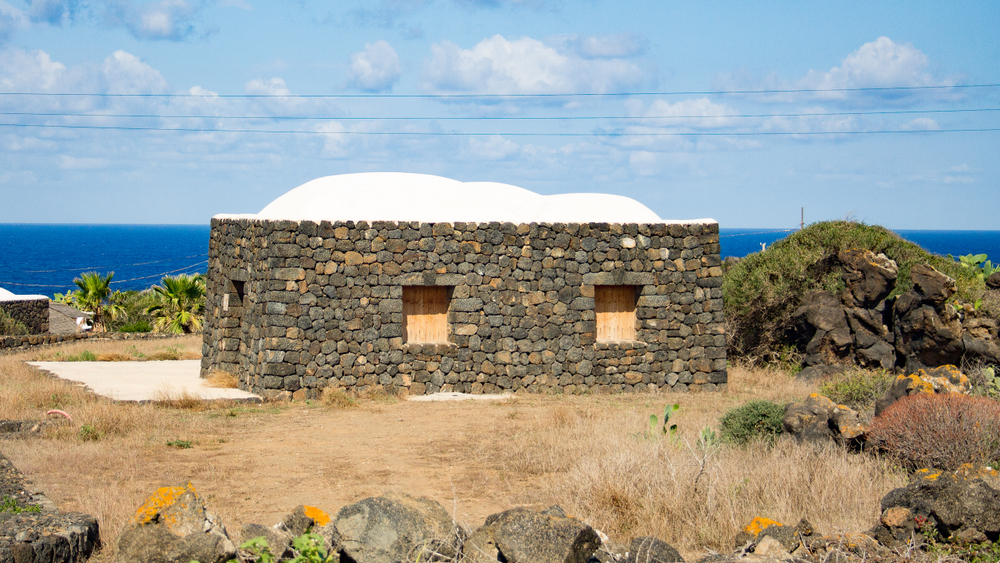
[
  {"x1": 0, "y1": 287, "x2": 49, "y2": 334},
  {"x1": 201, "y1": 173, "x2": 726, "y2": 398}
]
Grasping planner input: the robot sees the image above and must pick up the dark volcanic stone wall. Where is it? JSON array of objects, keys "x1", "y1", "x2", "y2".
[
  {"x1": 202, "y1": 218, "x2": 726, "y2": 398},
  {"x1": 0, "y1": 298, "x2": 49, "y2": 335}
]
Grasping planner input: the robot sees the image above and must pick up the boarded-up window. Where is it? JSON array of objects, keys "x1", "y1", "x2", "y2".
[
  {"x1": 595, "y1": 285, "x2": 636, "y2": 342},
  {"x1": 403, "y1": 286, "x2": 449, "y2": 343}
]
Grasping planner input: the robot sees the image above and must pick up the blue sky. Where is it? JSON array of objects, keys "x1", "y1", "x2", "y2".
[{"x1": 0, "y1": 0, "x2": 997, "y2": 229}]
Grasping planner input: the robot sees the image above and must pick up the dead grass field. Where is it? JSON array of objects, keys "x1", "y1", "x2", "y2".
[{"x1": 0, "y1": 337, "x2": 908, "y2": 561}]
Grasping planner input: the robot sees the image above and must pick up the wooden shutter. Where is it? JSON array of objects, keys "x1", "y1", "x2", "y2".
[
  {"x1": 403, "y1": 286, "x2": 449, "y2": 343},
  {"x1": 595, "y1": 286, "x2": 636, "y2": 341}
]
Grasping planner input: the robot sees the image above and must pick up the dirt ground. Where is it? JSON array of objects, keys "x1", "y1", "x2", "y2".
[{"x1": 5, "y1": 336, "x2": 881, "y2": 561}]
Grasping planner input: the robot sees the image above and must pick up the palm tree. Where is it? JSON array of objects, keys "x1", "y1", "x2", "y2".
[
  {"x1": 72, "y1": 271, "x2": 121, "y2": 331},
  {"x1": 147, "y1": 274, "x2": 206, "y2": 334}
]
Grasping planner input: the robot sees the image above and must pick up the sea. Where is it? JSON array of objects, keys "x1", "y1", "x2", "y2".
[{"x1": 1, "y1": 224, "x2": 998, "y2": 298}]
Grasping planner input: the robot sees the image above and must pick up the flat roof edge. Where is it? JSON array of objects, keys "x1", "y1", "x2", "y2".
[{"x1": 212, "y1": 214, "x2": 718, "y2": 225}]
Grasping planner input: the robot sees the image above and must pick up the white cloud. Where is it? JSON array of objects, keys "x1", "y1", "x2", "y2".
[
  {"x1": 315, "y1": 121, "x2": 349, "y2": 157},
  {"x1": 422, "y1": 34, "x2": 648, "y2": 95},
  {"x1": 101, "y1": 50, "x2": 169, "y2": 94},
  {"x1": 902, "y1": 117, "x2": 940, "y2": 131},
  {"x1": 802, "y1": 37, "x2": 943, "y2": 92},
  {"x1": 717, "y1": 37, "x2": 954, "y2": 107},
  {"x1": 104, "y1": 0, "x2": 198, "y2": 40},
  {"x1": 0, "y1": 48, "x2": 68, "y2": 90},
  {"x1": 468, "y1": 135, "x2": 520, "y2": 159},
  {"x1": 347, "y1": 40, "x2": 402, "y2": 92},
  {"x1": 187, "y1": 85, "x2": 218, "y2": 96},
  {"x1": 626, "y1": 97, "x2": 737, "y2": 129},
  {"x1": 549, "y1": 33, "x2": 648, "y2": 59},
  {"x1": 0, "y1": 1, "x2": 27, "y2": 44},
  {"x1": 244, "y1": 77, "x2": 291, "y2": 96}
]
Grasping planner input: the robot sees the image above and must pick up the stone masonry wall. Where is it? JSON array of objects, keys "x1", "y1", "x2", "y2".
[
  {"x1": 202, "y1": 218, "x2": 726, "y2": 398},
  {"x1": 0, "y1": 298, "x2": 49, "y2": 335}
]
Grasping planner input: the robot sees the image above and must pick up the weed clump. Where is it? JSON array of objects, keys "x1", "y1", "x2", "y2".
[
  {"x1": 718, "y1": 400, "x2": 785, "y2": 445},
  {"x1": 819, "y1": 368, "x2": 895, "y2": 412},
  {"x1": 0, "y1": 308, "x2": 29, "y2": 336},
  {"x1": 867, "y1": 393, "x2": 1000, "y2": 470}
]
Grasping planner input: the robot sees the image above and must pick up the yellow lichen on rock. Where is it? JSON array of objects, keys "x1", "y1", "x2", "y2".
[
  {"x1": 743, "y1": 517, "x2": 783, "y2": 536},
  {"x1": 304, "y1": 505, "x2": 331, "y2": 527},
  {"x1": 133, "y1": 483, "x2": 197, "y2": 525}
]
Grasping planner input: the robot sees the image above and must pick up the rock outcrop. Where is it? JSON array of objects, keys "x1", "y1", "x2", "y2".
[
  {"x1": 782, "y1": 394, "x2": 866, "y2": 446},
  {"x1": 792, "y1": 253, "x2": 1000, "y2": 374},
  {"x1": 870, "y1": 465, "x2": 1000, "y2": 546},
  {"x1": 0, "y1": 453, "x2": 99, "y2": 563},
  {"x1": 116, "y1": 482, "x2": 236, "y2": 563},
  {"x1": 873, "y1": 365, "x2": 970, "y2": 416},
  {"x1": 463, "y1": 505, "x2": 600, "y2": 563},
  {"x1": 330, "y1": 491, "x2": 461, "y2": 563}
]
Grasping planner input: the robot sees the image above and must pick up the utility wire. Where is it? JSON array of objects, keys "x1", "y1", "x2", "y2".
[
  {"x1": 2, "y1": 107, "x2": 998, "y2": 121},
  {"x1": 2, "y1": 122, "x2": 998, "y2": 136},
  {"x1": 3, "y1": 253, "x2": 208, "y2": 274},
  {"x1": 1, "y1": 83, "x2": 998, "y2": 99},
  {"x1": 110, "y1": 260, "x2": 208, "y2": 284}
]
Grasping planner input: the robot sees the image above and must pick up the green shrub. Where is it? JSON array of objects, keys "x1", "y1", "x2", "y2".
[
  {"x1": 718, "y1": 400, "x2": 785, "y2": 445},
  {"x1": 867, "y1": 393, "x2": 1000, "y2": 470},
  {"x1": 819, "y1": 368, "x2": 895, "y2": 412},
  {"x1": 117, "y1": 320, "x2": 152, "y2": 333},
  {"x1": 723, "y1": 221, "x2": 984, "y2": 359},
  {"x1": 57, "y1": 350, "x2": 97, "y2": 362},
  {"x1": 0, "y1": 308, "x2": 29, "y2": 336}
]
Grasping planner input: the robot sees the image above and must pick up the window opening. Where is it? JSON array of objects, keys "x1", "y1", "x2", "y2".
[
  {"x1": 403, "y1": 286, "x2": 450, "y2": 343},
  {"x1": 595, "y1": 285, "x2": 637, "y2": 342}
]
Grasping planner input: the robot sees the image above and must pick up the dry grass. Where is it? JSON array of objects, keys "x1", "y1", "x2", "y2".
[
  {"x1": 321, "y1": 387, "x2": 358, "y2": 409},
  {"x1": 477, "y1": 362, "x2": 909, "y2": 556},
  {"x1": 25, "y1": 338, "x2": 201, "y2": 362},
  {"x1": 0, "y1": 344, "x2": 913, "y2": 562},
  {"x1": 0, "y1": 336, "x2": 257, "y2": 560},
  {"x1": 203, "y1": 370, "x2": 239, "y2": 389}
]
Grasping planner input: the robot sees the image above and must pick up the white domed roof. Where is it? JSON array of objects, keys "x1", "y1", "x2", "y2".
[{"x1": 222, "y1": 173, "x2": 715, "y2": 224}]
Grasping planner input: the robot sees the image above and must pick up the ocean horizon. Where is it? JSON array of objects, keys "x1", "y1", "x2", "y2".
[{"x1": 1, "y1": 223, "x2": 998, "y2": 298}]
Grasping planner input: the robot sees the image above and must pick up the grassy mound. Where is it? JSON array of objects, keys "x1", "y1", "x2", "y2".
[{"x1": 723, "y1": 221, "x2": 986, "y2": 359}]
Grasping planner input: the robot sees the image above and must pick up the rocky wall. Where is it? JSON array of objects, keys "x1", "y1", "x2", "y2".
[
  {"x1": 202, "y1": 218, "x2": 727, "y2": 398},
  {"x1": 0, "y1": 298, "x2": 48, "y2": 335}
]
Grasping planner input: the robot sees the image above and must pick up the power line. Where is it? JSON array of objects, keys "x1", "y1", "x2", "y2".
[
  {"x1": 2, "y1": 122, "x2": 998, "y2": 136},
  {"x1": 1, "y1": 83, "x2": 998, "y2": 99},
  {"x1": 3, "y1": 253, "x2": 208, "y2": 273},
  {"x1": 3, "y1": 107, "x2": 998, "y2": 121},
  {"x1": 111, "y1": 260, "x2": 208, "y2": 284},
  {"x1": 0, "y1": 260, "x2": 208, "y2": 289}
]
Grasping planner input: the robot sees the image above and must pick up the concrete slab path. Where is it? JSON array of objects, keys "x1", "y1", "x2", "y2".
[
  {"x1": 28, "y1": 360, "x2": 261, "y2": 402},
  {"x1": 27, "y1": 360, "x2": 513, "y2": 404}
]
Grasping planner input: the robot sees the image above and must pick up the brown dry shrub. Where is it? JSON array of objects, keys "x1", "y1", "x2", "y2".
[
  {"x1": 204, "y1": 370, "x2": 239, "y2": 389},
  {"x1": 95, "y1": 353, "x2": 132, "y2": 362},
  {"x1": 321, "y1": 388, "x2": 358, "y2": 409},
  {"x1": 867, "y1": 393, "x2": 1000, "y2": 470}
]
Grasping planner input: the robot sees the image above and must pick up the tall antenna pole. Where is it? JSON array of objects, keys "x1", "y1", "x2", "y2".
[{"x1": 800, "y1": 207, "x2": 804, "y2": 230}]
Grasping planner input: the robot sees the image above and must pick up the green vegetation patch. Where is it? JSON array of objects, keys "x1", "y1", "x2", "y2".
[
  {"x1": 723, "y1": 221, "x2": 986, "y2": 359},
  {"x1": 718, "y1": 400, "x2": 786, "y2": 445},
  {"x1": 819, "y1": 368, "x2": 896, "y2": 412},
  {"x1": 0, "y1": 308, "x2": 29, "y2": 337}
]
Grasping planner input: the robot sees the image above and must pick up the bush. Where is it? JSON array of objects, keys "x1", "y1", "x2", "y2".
[
  {"x1": 819, "y1": 368, "x2": 895, "y2": 412},
  {"x1": 116, "y1": 320, "x2": 152, "y2": 333},
  {"x1": 723, "y1": 221, "x2": 985, "y2": 359},
  {"x1": 867, "y1": 393, "x2": 1000, "y2": 470},
  {"x1": 718, "y1": 400, "x2": 786, "y2": 445},
  {"x1": 0, "y1": 308, "x2": 28, "y2": 336}
]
